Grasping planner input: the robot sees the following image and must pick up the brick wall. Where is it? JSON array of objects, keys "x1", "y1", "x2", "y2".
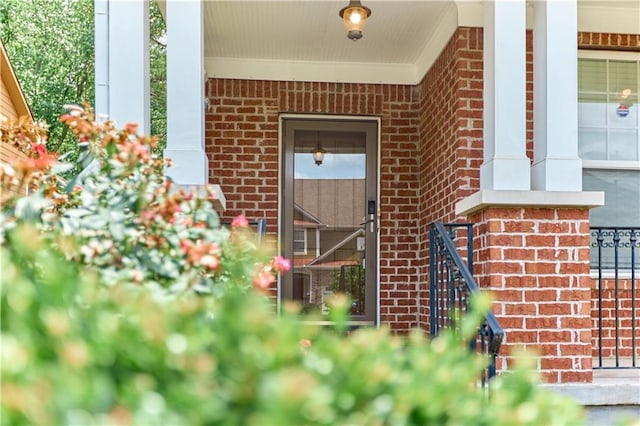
[
  {"x1": 416, "y1": 27, "x2": 484, "y2": 328},
  {"x1": 205, "y1": 80, "x2": 421, "y2": 332}
]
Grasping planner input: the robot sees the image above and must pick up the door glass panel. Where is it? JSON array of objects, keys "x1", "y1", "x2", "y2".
[{"x1": 292, "y1": 130, "x2": 367, "y2": 316}]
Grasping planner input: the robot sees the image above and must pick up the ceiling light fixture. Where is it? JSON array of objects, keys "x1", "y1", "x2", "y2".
[
  {"x1": 312, "y1": 143, "x2": 326, "y2": 166},
  {"x1": 339, "y1": 0, "x2": 372, "y2": 42}
]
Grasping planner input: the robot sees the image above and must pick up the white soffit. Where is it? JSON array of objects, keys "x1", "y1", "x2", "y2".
[
  {"x1": 204, "y1": 1, "x2": 456, "y2": 85},
  {"x1": 577, "y1": 2, "x2": 640, "y2": 35},
  {"x1": 199, "y1": 0, "x2": 639, "y2": 85}
]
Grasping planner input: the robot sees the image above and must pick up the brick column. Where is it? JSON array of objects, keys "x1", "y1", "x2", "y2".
[{"x1": 469, "y1": 206, "x2": 593, "y2": 383}]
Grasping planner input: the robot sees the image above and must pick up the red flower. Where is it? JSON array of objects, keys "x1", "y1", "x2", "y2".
[{"x1": 32, "y1": 143, "x2": 47, "y2": 157}]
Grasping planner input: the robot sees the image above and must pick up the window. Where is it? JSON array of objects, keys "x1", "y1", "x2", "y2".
[
  {"x1": 293, "y1": 228, "x2": 307, "y2": 255},
  {"x1": 579, "y1": 52, "x2": 640, "y2": 228}
]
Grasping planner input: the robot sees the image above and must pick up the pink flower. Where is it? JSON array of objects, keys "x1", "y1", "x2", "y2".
[
  {"x1": 231, "y1": 214, "x2": 249, "y2": 227},
  {"x1": 253, "y1": 270, "x2": 274, "y2": 291},
  {"x1": 272, "y1": 256, "x2": 291, "y2": 273},
  {"x1": 179, "y1": 239, "x2": 193, "y2": 252},
  {"x1": 141, "y1": 211, "x2": 155, "y2": 220},
  {"x1": 124, "y1": 123, "x2": 139, "y2": 134}
]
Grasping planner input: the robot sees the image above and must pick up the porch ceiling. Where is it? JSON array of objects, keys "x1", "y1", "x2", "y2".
[{"x1": 160, "y1": 0, "x2": 640, "y2": 85}]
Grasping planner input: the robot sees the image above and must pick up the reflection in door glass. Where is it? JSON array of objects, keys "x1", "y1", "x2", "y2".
[{"x1": 292, "y1": 130, "x2": 366, "y2": 316}]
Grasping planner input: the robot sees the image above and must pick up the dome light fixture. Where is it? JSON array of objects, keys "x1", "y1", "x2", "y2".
[{"x1": 339, "y1": 0, "x2": 372, "y2": 41}]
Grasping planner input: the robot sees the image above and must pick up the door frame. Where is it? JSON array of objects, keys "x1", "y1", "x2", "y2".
[{"x1": 278, "y1": 114, "x2": 381, "y2": 326}]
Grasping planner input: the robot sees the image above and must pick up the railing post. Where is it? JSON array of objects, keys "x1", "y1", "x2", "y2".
[
  {"x1": 595, "y1": 228, "x2": 604, "y2": 368},
  {"x1": 429, "y1": 226, "x2": 436, "y2": 336},
  {"x1": 632, "y1": 230, "x2": 637, "y2": 368},
  {"x1": 428, "y1": 222, "x2": 504, "y2": 384},
  {"x1": 613, "y1": 229, "x2": 620, "y2": 367}
]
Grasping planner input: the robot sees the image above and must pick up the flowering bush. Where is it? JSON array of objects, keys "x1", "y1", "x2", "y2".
[
  {"x1": 0, "y1": 107, "x2": 584, "y2": 425},
  {"x1": 0, "y1": 116, "x2": 58, "y2": 205},
  {"x1": 1, "y1": 105, "x2": 279, "y2": 295}
]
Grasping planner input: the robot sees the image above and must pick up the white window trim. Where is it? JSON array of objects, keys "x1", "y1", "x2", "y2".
[
  {"x1": 293, "y1": 229, "x2": 307, "y2": 255},
  {"x1": 583, "y1": 160, "x2": 640, "y2": 170},
  {"x1": 578, "y1": 50, "x2": 640, "y2": 61}
]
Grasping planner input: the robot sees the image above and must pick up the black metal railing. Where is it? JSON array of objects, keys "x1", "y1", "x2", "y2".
[
  {"x1": 591, "y1": 226, "x2": 639, "y2": 369},
  {"x1": 429, "y1": 222, "x2": 504, "y2": 384}
]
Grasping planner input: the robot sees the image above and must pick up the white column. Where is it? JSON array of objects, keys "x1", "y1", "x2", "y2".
[
  {"x1": 531, "y1": 0, "x2": 582, "y2": 191},
  {"x1": 164, "y1": 0, "x2": 209, "y2": 186},
  {"x1": 101, "y1": 0, "x2": 150, "y2": 134},
  {"x1": 480, "y1": 0, "x2": 530, "y2": 191}
]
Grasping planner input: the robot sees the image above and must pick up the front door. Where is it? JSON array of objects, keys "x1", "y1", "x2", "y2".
[{"x1": 281, "y1": 118, "x2": 378, "y2": 324}]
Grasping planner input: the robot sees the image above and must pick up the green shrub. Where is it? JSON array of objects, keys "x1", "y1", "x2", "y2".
[
  {"x1": 0, "y1": 107, "x2": 585, "y2": 425},
  {"x1": 1, "y1": 226, "x2": 584, "y2": 425}
]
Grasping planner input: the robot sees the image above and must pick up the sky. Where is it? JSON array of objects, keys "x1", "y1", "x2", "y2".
[{"x1": 295, "y1": 153, "x2": 366, "y2": 179}]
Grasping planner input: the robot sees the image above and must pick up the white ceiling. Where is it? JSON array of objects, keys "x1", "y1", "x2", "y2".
[
  {"x1": 178, "y1": 0, "x2": 640, "y2": 84},
  {"x1": 204, "y1": 1, "x2": 452, "y2": 64}
]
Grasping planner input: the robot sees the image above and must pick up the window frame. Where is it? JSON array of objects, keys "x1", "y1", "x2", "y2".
[
  {"x1": 578, "y1": 50, "x2": 640, "y2": 172},
  {"x1": 293, "y1": 228, "x2": 307, "y2": 255}
]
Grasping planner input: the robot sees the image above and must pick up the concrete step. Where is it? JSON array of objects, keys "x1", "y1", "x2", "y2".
[{"x1": 543, "y1": 368, "x2": 640, "y2": 426}]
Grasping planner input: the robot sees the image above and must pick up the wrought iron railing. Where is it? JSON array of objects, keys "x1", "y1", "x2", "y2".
[
  {"x1": 591, "y1": 226, "x2": 639, "y2": 369},
  {"x1": 429, "y1": 222, "x2": 504, "y2": 384}
]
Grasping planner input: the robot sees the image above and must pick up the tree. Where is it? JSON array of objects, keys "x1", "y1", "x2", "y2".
[
  {"x1": 0, "y1": 0, "x2": 95, "y2": 159},
  {"x1": 0, "y1": 0, "x2": 167, "y2": 162}
]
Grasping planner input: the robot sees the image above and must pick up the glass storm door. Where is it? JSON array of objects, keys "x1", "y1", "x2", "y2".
[{"x1": 282, "y1": 118, "x2": 378, "y2": 324}]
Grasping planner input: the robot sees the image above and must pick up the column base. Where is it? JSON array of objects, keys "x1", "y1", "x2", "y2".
[
  {"x1": 480, "y1": 158, "x2": 531, "y2": 191},
  {"x1": 164, "y1": 148, "x2": 209, "y2": 186},
  {"x1": 531, "y1": 158, "x2": 583, "y2": 192}
]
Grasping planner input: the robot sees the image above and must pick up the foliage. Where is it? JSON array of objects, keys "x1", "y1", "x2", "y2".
[
  {"x1": 0, "y1": 108, "x2": 584, "y2": 425},
  {"x1": 1, "y1": 105, "x2": 279, "y2": 295},
  {"x1": 149, "y1": 1, "x2": 167, "y2": 152},
  {"x1": 0, "y1": 0, "x2": 95, "y2": 159},
  {"x1": 0, "y1": 116, "x2": 57, "y2": 204},
  {"x1": 1, "y1": 230, "x2": 585, "y2": 425},
  {"x1": 0, "y1": 0, "x2": 167, "y2": 161}
]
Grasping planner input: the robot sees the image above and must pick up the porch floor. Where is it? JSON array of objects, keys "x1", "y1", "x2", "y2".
[
  {"x1": 544, "y1": 364, "x2": 639, "y2": 426},
  {"x1": 593, "y1": 366, "x2": 640, "y2": 386}
]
